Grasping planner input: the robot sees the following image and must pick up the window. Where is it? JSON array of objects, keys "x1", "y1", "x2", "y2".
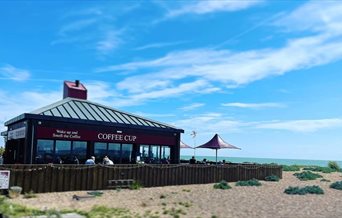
[
  {"x1": 108, "y1": 143, "x2": 120, "y2": 164},
  {"x1": 151, "y1": 145, "x2": 160, "y2": 163},
  {"x1": 161, "y1": 146, "x2": 170, "y2": 159},
  {"x1": 72, "y1": 141, "x2": 87, "y2": 163},
  {"x1": 161, "y1": 146, "x2": 170, "y2": 163},
  {"x1": 94, "y1": 142, "x2": 107, "y2": 162},
  {"x1": 121, "y1": 144, "x2": 133, "y2": 163},
  {"x1": 139, "y1": 145, "x2": 149, "y2": 162},
  {"x1": 55, "y1": 140, "x2": 71, "y2": 163},
  {"x1": 36, "y1": 139, "x2": 54, "y2": 164}
]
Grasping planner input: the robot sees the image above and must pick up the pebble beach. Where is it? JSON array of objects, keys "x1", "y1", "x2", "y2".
[{"x1": 8, "y1": 171, "x2": 342, "y2": 218}]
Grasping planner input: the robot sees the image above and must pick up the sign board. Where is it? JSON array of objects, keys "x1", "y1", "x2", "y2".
[
  {"x1": 36, "y1": 126, "x2": 176, "y2": 145},
  {"x1": 8, "y1": 127, "x2": 26, "y2": 140},
  {"x1": 0, "y1": 170, "x2": 10, "y2": 189}
]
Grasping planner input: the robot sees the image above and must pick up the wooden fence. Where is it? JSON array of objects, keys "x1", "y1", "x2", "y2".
[{"x1": 0, "y1": 164, "x2": 282, "y2": 193}]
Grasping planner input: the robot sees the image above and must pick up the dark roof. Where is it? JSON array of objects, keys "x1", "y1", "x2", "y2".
[{"x1": 5, "y1": 98, "x2": 183, "y2": 133}]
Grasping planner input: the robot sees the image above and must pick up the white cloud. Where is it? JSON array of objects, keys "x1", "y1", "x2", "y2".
[
  {"x1": 275, "y1": 1, "x2": 342, "y2": 35},
  {"x1": 222, "y1": 102, "x2": 285, "y2": 109},
  {"x1": 94, "y1": 1, "x2": 342, "y2": 107},
  {"x1": 134, "y1": 41, "x2": 188, "y2": 51},
  {"x1": 98, "y1": 33, "x2": 342, "y2": 93},
  {"x1": 84, "y1": 81, "x2": 120, "y2": 103},
  {"x1": 112, "y1": 80, "x2": 214, "y2": 107},
  {"x1": 133, "y1": 112, "x2": 176, "y2": 118},
  {"x1": 255, "y1": 118, "x2": 342, "y2": 133},
  {"x1": 59, "y1": 18, "x2": 98, "y2": 35},
  {"x1": 96, "y1": 30, "x2": 123, "y2": 54},
  {"x1": 53, "y1": 5, "x2": 135, "y2": 54},
  {"x1": 0, "y1": 65, "x2": 30, "y2": 81},
  {"x1": 173, "y1": 113, "x2": 243, "y2": 136},
  {"x1": 0, "y1": 89, "x2": 61, "y2": 144},
  {"x1": 174, "y1": 113, "x2": 342, "y2": 135},
  {"x1": 166, "y1": 0, "x2": 263, "y2": 18},
  {"x1": 179, "y1": 103, "x2": 205, "y2": 111}
]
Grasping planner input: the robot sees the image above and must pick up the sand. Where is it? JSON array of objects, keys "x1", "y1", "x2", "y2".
[{"x1": 8, "y1": 171, "x2": 342, "y2": 218}]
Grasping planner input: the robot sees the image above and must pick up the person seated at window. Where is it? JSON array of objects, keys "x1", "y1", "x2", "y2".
[
  {"x1": 102, "y1": 156, "x2": 114, "y2": 165},
  {"x1": 35, "y1": 155, "x2": 44, "y2": 164},
  {"x1": 73, "y1": 156, "x2": 80, "y2": 165},
  {"x1": 161, "y1": 158, "x2": 170, "y2": 164},
  {"x1": 189, "y1": 156, "x2": 197, "y2": 164},
  {"x1": 55, "y1": 156, "x2": 63, "y2": 164},
  {"x1": 85, "y1": 156, "x2": 95, "y2": 165}
]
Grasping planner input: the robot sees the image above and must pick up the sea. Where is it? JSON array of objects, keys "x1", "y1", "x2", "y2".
[{"x1": 180, "y1": 155, "x2": 342, "y2": 167}]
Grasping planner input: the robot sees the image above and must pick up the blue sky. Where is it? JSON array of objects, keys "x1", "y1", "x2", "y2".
[{"x1": 1, "y1": 0, "x2": 342, "y2": 161}]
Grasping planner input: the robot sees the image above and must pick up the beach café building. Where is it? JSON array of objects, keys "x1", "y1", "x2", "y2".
[{"x1": 1, "y1": 80, "x2": 184, "y2": 165}]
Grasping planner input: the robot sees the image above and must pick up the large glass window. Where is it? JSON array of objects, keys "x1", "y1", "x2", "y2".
[
  {"x1": 151, "y1": 145, "x2": 160, "y2": 163},
  {"x1": 94, "y1": 142, "x2": 107, "y2": 162},
  {"x1": 161, "y1": 146, "x2": 170, "y2": 164},
  {"x1": 108, "y1": 143, "x2": 120, "y2": 164},
  {"x1": 121, "y1": 144, "x2": 133, "y2": 163},
  {"x1": 55, "y1": 140, "x2": 71, "y2": 163},
  {"x1": 139, "y1": 145, "x2": 149, "y2": 163},
  {"x1": 161, "y1": 147, "x2": 170, "y2": 159},
  {"x1": 36, "y1": 140, "x2": 54, "y2": 164},
  {"x1": 72, "y1": 141, "x2": 87, "y2": 163}
]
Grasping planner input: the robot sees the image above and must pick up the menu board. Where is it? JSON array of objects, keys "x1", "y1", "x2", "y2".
[{"x1": 0, "y1": 170, "x2": 10, "y2": 189}]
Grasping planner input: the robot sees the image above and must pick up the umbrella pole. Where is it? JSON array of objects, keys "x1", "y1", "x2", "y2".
[{"x1": 216, "y1": 149, "x2": 218, "y2": 165}]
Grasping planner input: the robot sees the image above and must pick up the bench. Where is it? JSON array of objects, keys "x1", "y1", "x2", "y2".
[{"x1": 107, "y1": 179, "x2": 135, "y2": 189}]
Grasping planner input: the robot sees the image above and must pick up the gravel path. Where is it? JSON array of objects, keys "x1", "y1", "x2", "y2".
[{"x1": 9, "y1": 171, "x2": 342, "y2": 218}]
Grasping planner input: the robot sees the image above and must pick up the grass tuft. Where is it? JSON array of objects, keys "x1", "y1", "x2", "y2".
[
  {"x1": 330, "y1": 181, "x2": 342, "y2": 190},
  {"x1": 293, "y1": 171, "x2": 322, "y2": 181},
  {"x1": 236, "y1": 179, "x2": 261, "y2": 186},
  {"x1": 284, "y1": 185, "x2": 324, "y2": 195},
  {"x1": 213, "y1": 180, "x2": 231, "y2": 190},
  {"x1": 328, "y1": 161, "x2": 340, "y2": 172},
  {"x1": 282, "y1": 165, "x2": 301, "y2": 171},
  {"x1": 265, "y1": 175, "x2": 280, "y2": 182},
  {"x1": 129, "y1": 180, "x2": 143, "y2": 190},
  {"x1": 303, "y1": 166, "x2": 335, "y2": 173}
]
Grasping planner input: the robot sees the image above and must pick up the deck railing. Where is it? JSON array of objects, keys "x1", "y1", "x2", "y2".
[{"x1": 0, "y1": 164, "x2": 282, "y2": 193}]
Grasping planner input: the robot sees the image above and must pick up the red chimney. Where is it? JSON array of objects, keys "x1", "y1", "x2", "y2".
[{"x1": 63, "y1": 80, "x2": 87, "y2": 100}]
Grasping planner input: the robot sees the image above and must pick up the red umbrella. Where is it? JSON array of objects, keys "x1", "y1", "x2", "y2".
[
  {"x1": 180, "y1": 141, "x2": 194, "y2": 149},
  {"x1": 196, "y1": 134, "x2": 241, "y2": 163}
]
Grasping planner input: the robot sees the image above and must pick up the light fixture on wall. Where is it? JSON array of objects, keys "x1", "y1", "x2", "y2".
[{"x1": 117, "y1": 130, "x2": 122, "y2": 133}]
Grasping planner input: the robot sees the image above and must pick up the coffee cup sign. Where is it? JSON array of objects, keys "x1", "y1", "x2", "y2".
[{"x1": 97, "y1": 133, "x2": 137, "y2": 142}]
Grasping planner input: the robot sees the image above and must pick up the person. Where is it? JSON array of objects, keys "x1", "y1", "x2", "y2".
[
  {"x1": 73, "y1": 156, "x2": 79, "y2": 165},
  {"x1": 85, "y1": 156, "x2": 95, "y2": 165},
  {"x1": 102, "y1": 156, "x2": 114, "y2": 165},
  {"x1": 56, "y1": 156, "x2": 63, "y2": 164},
  {"x1": 189, "y1": 156, "x2": 196, "y2": 164}
]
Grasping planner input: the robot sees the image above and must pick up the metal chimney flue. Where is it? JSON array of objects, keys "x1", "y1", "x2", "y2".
[{"x1": 75, "y1": 80, "x2": 80, "y2": 87}]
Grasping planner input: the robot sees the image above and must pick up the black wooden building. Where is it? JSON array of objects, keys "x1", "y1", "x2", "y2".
[{"x1": 1, "y1": 81, "x2": 184, "y2": 164}]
